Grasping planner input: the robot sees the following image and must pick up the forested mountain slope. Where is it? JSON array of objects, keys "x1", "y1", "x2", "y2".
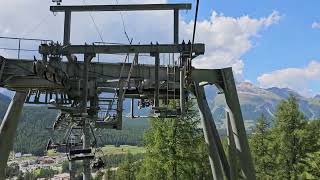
[
  {"x1": 0, "y1": 95, "x2": 149, "y2": 155},
  {"x1": 2, "y1": 82, "x2": 320, "y2": 154}
]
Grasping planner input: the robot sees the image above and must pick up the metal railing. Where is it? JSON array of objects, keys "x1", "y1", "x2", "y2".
[{"x1": 0, "y1": 36, "x2": 53, "y2": 59}]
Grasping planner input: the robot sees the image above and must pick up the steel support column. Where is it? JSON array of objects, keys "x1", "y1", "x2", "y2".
[
  {"x1": 82, "y1": 54, "x2": 94, "y2": 180},
  {"x1": 0, "y1": 91, "x2": 27, "y2": 179},
  {"x1": 154, "y1": 53, "x2": 160, "y2": 107},
  {"x1": 117, "y1": 80, "x2": 125, "y2": 130},
  {"x1": 179, "y1": 67, "x2": 185, "y2": 116},
  {"x1": 82, "y1": 121, "x2": 91, "y2": 180},
  {"x1": 63, "y1": 10, "x2": 71, "y2": 45},
  {"x1": 63, "y1": 10, "x2": 73, "y2": 62},
  {"x1": 173, "y1": 9, "x2": 179, "y2": 44},
  {"x1": 226, "y1": 111, "x2": 238, "y2": 180},
  {"x1": 69, "y1": 160, "x2": 76, "y2": 179},
  {"x1": 218, "y1": 68, "x2": 256, "y2": 180},
  {"x1": 174, "y1": 8, "x2": 184, "y2": 114},
  {"x1": 130, "y1": 98, "x2": 134, "y2": 118},
  {"x1": 194, "y1": 83, "x2": 230, "y2": 180}
]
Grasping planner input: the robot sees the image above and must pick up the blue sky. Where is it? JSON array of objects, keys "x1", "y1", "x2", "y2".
[{"x1": 169, "y1": 0, "x2": 320, "y2": 96}]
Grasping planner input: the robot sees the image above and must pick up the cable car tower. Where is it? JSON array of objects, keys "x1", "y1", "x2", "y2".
[{"x1": 0, "y1": 1, "x2": 256, "y2": 180}]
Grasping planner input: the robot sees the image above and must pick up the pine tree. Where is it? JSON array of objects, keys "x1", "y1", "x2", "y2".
[
  {"x1": 249, "y1": 97, "x2": 320, "y2": 179},
  {"x1": 137, "y1": 102, "x2": 212, "y2": 180},
  {"x1": 273, "y1": 95, "x2": 307, "y2": 179},
  {"x1": 116, "y1": 153, "x2": 138, "y2": 180},
  {"x1": 249, "y1": 114, "x2": 275, "y2": 178},
  {"x1": 300, "y1": 151, "x2": 320, "y2": 179},
  {"x1": 298, "y1": 120, "x2": 320, "y2": 178}
]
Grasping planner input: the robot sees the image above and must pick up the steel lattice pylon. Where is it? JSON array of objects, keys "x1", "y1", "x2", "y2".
[{"x1": 0, "y1": 2, "x2": 256, "y2": 180}]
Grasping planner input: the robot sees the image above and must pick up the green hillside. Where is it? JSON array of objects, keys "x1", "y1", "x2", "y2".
[{"x1": 0, "y1": 96, "x2": 150, "y2": 155}]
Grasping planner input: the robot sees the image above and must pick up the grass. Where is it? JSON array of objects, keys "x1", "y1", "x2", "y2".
[
  {"x1": 9, "y1": 145, "x2": 145, "y2": 163},
  {"x1": 9, "y1": 155, "x2": 37, "y2": 162},
  {"x1": 99, "y1": 145, "x2": 145, "y2": 155}
]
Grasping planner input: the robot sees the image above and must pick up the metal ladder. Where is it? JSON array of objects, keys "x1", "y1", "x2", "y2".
[
  {"x1": 154, "y1": 53, "x2": 180, "y2": 118},
  {"x1": 105, "y1": 53, "x2": 138, "y2": 114},
  {"x1": 167, "y1": 53, "x2": 176, "y2": 106},
  {"x1": 96, "y1": 53, "x2": 138, "y2": 129}
]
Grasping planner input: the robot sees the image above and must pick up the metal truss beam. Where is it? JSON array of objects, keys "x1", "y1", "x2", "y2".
[
  {"x1": 39, "y1": 43, "x2": 205, "y2": 55},
  {"x1": 192, "y1": 67, "x2": 256, "y2": 179},
  {"x1": 50, "y1": 3, "x2": 191, "y2": 12},
  {"x1": 194, "y1": 82, "x2": 230, "y2": 180},
  {"x1": 0, "y1": 57, "x2": 233, "y2": 93},
  {"x1": 0, "y1": 58, "x2": 182, "y2": 90},
  {"x1": 226, "y1": 110, "x2": 238, "y2": 180},
  {"x1": 216, "y1": 68, "x2": 256, "y2": 180}
]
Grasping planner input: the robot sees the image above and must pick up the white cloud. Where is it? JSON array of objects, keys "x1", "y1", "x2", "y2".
[
  {"x1": 0, "y1": 0, "x2": 171, "y2": 44},
  {"x1": 0, "y1": 0, "x2": 171, "y2": 60},
  {"x1": 181, "y1": 11, "x2": 280, "y2": 79},
  {"x1": 312, "y1": 22, "x2": 320, "y2": 29},
  {"x1": 257, "y1": 60, "x2": 320, "y2": 97},
  {"x1": 0, "y1": 0, "x2": 279, "y2": 79},
  {"x1": 0, "y1": 49, "x2": 9, "y2": 58}
]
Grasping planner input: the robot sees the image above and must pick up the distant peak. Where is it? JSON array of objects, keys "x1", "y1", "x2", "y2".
[
  {"x1": 266, "y1": 86, "x2": 302, "y2": 98},
  {"x1": 236, "y1": 81, "x2": 270, "y2": 95},
  {"x1": 237, "y1": 82, "x2": 255, "y2": 89},
  {"x1": 239, "y1": 81, "x2": 254, "y2": 86}
]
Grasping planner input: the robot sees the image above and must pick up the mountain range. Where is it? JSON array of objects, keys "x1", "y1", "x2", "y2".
[
  {"x1": 210, "y1": 82, "x2": 320, "y2": 127},
  {"x1": 1, "y1": 82, "x2": 320, "y2": 127}
]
